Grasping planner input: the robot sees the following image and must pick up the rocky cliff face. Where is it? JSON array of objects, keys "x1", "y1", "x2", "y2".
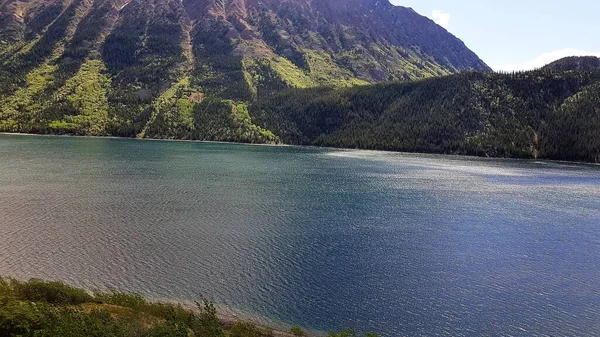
[
  {"x1": 181, "y1": 0, "x2": 490, "y2": 81},
  {"x1": 0, "y1": 0, "x2": 490, "y2": 84}
]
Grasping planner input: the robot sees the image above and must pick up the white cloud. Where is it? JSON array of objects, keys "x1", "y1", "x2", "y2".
[
  {"x1": 432, "y1": 10, "x2": 450, "y2": 29},
  {"x1": 495, "y1": 49, "x2": 600, "y2": 72}
]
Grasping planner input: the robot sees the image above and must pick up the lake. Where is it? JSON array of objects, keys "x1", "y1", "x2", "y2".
[{"x1": 0, "y1": 134, "x2": 599, "y2": 336}]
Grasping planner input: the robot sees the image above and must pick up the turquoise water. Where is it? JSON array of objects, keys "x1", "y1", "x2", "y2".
[{"x1": 0, "y1": 134, "x2": 599, "y2": 336}]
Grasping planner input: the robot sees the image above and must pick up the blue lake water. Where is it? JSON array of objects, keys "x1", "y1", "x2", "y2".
[{"x1": 0, "y1": 134, "x2": 599, "y2": 336}]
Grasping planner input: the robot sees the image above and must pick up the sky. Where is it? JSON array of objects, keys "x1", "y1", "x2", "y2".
[{"x1": 390, "y1": 0, "x2": 600, "y2": 71}]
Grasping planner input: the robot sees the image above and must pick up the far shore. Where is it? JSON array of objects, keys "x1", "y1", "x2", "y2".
[
  {"x1": 1, "y1": 131, "x2": 598, "y2": 166},
  {"x1": 0, "y1": 131, "x2": 291, "y2": 148}
]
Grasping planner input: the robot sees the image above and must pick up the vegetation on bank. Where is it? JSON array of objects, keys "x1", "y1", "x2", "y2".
[{"x1": 0, "y1": 277, "x2": 378, "y2": 337}]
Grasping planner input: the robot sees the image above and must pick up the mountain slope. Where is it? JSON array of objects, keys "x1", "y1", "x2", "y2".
[
  {"x1": 183, "y1": 0, "x2": 490, "y2": 83},
  {"x1": 249, "y1": 67, "x2": 600, "y2": 162},
  {"x1": 0, "y1": 0, "x2": 490, "y2": 141},
  {"x1": 542, "y1": 56, "x2": 600, "y2": 72},
  {"x1": 543, "y1": 81, "x2": 600, "y2": 162}
]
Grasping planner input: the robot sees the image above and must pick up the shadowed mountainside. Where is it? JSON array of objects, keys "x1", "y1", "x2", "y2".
[
  {"x1": 249, "y1": 66, "x2": 600, "y2": 162},
  {"x1": 542, "y1": 56, "x2": 600, "y2": 72}
]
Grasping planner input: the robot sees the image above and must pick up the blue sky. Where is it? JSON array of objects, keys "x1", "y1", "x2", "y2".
[{"x1": 390, "y1": 0, "x2": 600, "y2": 71}]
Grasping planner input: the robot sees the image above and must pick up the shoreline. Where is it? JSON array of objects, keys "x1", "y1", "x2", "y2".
[
  {"x1": 1, "y1": 275, "x2": 320, "y2": 337},
  {"x1": 1, "y1": 131, "x2": 598, "y2": 166},
  {"x1": 157, "y1": 297, "x2": 321, "y2": 337}
]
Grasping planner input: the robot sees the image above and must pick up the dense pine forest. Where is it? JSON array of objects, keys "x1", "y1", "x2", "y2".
[
  {"x1": 1, "y1": 42, "x2": 599, "y2": 162},
  {"x1": 250, "y1": 67, "x2": 600, "y2": 163}
]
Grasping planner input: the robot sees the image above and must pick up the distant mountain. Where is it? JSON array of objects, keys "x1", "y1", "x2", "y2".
[
  {"x1": 0, "y1": 0, "x2": 490, "y2": 140},
  {"x1": 543, "y1": 56, "x2": 600, "y2": 72}
]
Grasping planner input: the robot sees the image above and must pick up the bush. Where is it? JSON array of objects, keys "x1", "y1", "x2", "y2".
[
  {"x1": 15, "y1": 279, "x2": 93, "y2": 305},
  {"x1": 194, "y1": 300, "x2": 224, "y2": 337},
  {"x1": 96, "y1": 291, "x2": 197, "y2": 325},
  {"x1": 0, "y1": 299, "x2": 49, "y2": 335},
  {"x1": 0, "y1": 278, "x2": 381, "y2": 337},
  {"x1": 0, "y1": 277, "x2": 11, "y2": 297},
  {"x1": 291, "y1": 326, "x2": 305, "y2": 336},
  {"x1": 95, "y1": 292, "x2": 148, "y2": 310}
]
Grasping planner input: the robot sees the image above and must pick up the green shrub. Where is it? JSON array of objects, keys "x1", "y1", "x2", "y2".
[
  {"x1": 15, "y1": 279, "x2": 93, "y2": 305},
  {"x1": 96, "y1": 291, "x2": 196, "y2": 325},
  {"x1": 0, "y1": 298, "x2": 49, "y2": 335},
  {"x1": 0, "y1": 278, "x2": 381, "y2": 337},
  {"x1": 0, "y1": 277, "x2": 11, "y2": 297},
  {"x1": 95, "y1": 292, "x2": 148, "y2": 310},
  {"x1": 291, "y1": 325, "x2": 305, "y2": 336},
  {"x1": 194, "y1": 300, "x2": 223, "y2": 337}
]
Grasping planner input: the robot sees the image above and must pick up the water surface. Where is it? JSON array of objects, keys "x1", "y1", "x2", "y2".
[{"x1": 0, "y1": 134, "x2": 599, "y2": 336}]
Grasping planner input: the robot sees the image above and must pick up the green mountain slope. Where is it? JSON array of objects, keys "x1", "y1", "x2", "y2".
[
  {"x1": 543, "y1": 81, "x2": 600, "y2": 162},
  {"x1": 0, "y1": 0, "x2": 489, "y2": 142},
  {"x1": 0, "y1": 0, "x2": 598, "y2": 162},
  {"x1": 542, "y1": 56, "x2": 600, "y2": 72},
  {"x1": 249, "y1": 68, "x2": 600, "y2": 162}
]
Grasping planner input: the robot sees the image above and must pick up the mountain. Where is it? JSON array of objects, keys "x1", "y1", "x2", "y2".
[
  {"x1": 250, "y1": 68, "x2": 600, "y2": 162},
  {"x1": 5, "y1": 0, "x2": 597, "y2": 163},
  {"x1": 1, "y1": 277, "x2": 368, "y2": 337},
  {"x1": 542, "y1": 56, "x2": 600, "y2": 72},
  {"x1": 182, "y1": 0, "x2": 491, "y2": 83},
  {"x1": 0, "y1": 0, "x2": 489, "y2": 140}
]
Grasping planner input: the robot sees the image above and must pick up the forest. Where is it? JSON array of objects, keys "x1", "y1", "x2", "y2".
[{"x1": 250, "y1": 68, "x2": 600, "y2": 163}]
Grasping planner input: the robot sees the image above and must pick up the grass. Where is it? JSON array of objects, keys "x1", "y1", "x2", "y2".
[
  {"x1": 0, "y1": 277, "x2": 379, "y2": 337},
  {"x1": 56, "y1": 59, "x2": 111, "y2": 135}
]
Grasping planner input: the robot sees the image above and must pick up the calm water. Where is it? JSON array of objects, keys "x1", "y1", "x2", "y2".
[{"x1": 0, "y1": 134, "x2": 599, "y2": 336}]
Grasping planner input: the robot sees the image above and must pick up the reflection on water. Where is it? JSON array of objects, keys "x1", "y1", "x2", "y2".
[{"x1": 0, "y1": 135, "x2": 599, "y2": 336}]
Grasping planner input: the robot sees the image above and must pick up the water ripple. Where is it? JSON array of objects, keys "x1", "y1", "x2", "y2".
[{"x1": 0, "y1": 135, "x2": 599, "y2": 336}]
